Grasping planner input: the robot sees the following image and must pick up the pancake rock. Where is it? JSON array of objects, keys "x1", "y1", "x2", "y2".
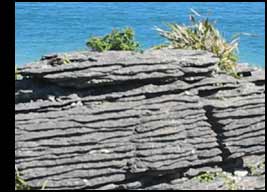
[{"x1": 15, "y1": 49, "x2": 265, "y2": 190}]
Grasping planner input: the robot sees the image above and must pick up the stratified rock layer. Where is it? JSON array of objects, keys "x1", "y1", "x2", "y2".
[{"x1": 15, "y1": 49, "x2": 265, "y2": 190}]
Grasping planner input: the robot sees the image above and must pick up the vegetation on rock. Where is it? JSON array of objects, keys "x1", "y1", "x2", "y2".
[
  {"x1": 86, "y1": 27, "x2": 140, "y2": 52},
  {"x1": 15, "y1": 168, "x2": 31, "y2": 190},
  {"x1": 63, "y1": 54, "x2": 71, "y2": 64},
  {"x1": 196, "y1": 171, "x2": 238, "y2": 190},
  {"x1": 196, "y1": 171, "x2": 216, "y2": 183},
  {"x1": 15, "y1": 65, "x2": 22, "y2": 80},
  {"x1": 248, "y1": 160, "x2": 265, "y2": 176},
  {"x1": 15, "y1": 168, "x2": 47, "y2": 190},
  {"x1": 155, "y1": 9, "x2": 240, "y2": 77}
]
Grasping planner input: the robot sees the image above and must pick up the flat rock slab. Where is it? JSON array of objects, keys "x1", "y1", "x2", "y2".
[{"x1": 19, "y1": 49, "x2": 218, "y2": 88}]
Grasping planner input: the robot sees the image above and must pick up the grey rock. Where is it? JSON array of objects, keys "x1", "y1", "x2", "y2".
[
  {"x1": 15, "y1": 49, "x2": 265, "y2": 190},
  {"x1": 234, "y1": 170, "x2": 248, "y2": 177}
]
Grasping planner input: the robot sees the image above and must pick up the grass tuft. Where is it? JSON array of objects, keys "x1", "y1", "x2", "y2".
[
  {"x1": 15, "y1": 167, "x2": 31, "y2": 190},
  {"x1": 15, "y1": 166, "x2": 47, "y2": 190},
  {"x1": 155, "y1": 9, "x2": 241, "y2": 77}
]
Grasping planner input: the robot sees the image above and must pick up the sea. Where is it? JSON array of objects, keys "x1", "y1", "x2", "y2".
[{"x1": 15, "y1": 2, "x2": 265, "y2": 67}]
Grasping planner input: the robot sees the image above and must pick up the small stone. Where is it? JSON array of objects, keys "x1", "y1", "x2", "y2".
[
  {"x1": 184, "y1": 91, "x2": 192, "y2": 95},
  {"x1": 83, "y1": 179, "x2": 89, "y2": 185},
  {"x1": 48, "y1": 95, "x2": 56, "y2": 102},
  {"x1": 234, "y1": 170, "x2": 248, "y2": 177}
]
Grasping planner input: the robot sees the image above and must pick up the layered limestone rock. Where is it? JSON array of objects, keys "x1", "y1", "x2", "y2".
[{"x1": 15, "y1": 49, "x2": 265, "y2": 190}]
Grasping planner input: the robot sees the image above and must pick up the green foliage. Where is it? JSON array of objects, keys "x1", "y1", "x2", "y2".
[
  {"x1": 15, "y1": 65, "x2": 22, "y2": 80},
  {"x1": 195, "y1": 171, "x2": 238, "y2": 190},
  {"x1": 15, "y1": 169, "x2": 31, "y2": 190},
  {"x1": 63, "y1": 54, "x2": 71, "y2": 64},
  {"x1": 151, "y1": 44, "x2": 169, "y2": 50},
  {"x1": 15, "y1": 166, "x2": 47, "y2": 190},
  {"x1": 86, "y1": 27, "x2": 140, "y2": 52},
  {"x1": 218, "y1": 172, "x2": 237, "y2": 190},
  {"x1": 224, "y1": 177, "x2": 238, "y2": 190},
  {"x1": 259, "y1": 161, "x2": 265, "y2": 169},
  {"x1": 41, "y1": 180, "x2": 48, "y2": 190},
  {"x1": 196, "y1": 171, "x2": 216, "y2": 183},
  {"x1": 155, "y1": 9, "x2": 240, "y2": 77},
  {"x1": 248, "y1": 160, "x2": 265, "y2": 176}
]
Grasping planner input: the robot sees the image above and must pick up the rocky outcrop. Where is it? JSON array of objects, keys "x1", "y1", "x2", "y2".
[{"x1": 15, "y1": 49, "x2": 265, "y2": 190}]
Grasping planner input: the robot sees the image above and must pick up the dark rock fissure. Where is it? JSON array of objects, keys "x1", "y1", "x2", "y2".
[{"x1": 202, "y1": 105, "x2": 245, "y2": 172}]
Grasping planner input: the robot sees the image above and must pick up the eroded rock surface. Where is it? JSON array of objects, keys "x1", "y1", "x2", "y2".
[{"x1": 15, "y1": 49, "x2": 265, "y2": 190}]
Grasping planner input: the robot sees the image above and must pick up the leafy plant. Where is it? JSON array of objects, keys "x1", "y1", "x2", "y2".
[
  {"x1": 259, "y1": 161, "x2": 265, "y2": 169},
  {"x1": 248, "y1": 160, "x2": 265, "y2": 176},
  {"x1": 195, "y1": 171, "x2": 238, "y2": 190},
  {"x1": 15, "y1": 65, "x2": 22, "y2": 80},
  {"x1": 196, "y1": 171, "x2": 216, "y2": 183},
  {"x1": 217, "y1": 172, "x2": 238, "y2": 190},
  {"x1": 86, "y1": 27, "x2": 140, "y2": 52},
  {"x1": 155, "y1": 9, "x2": 240, "y2": 77}
]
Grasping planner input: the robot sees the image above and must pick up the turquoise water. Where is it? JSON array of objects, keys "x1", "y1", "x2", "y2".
[{"x1": 16, "y1": 2, "x2": 265, "y2": 67}]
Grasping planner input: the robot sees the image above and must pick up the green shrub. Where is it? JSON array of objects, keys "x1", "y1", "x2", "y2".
[
  {"x1": 155, "y1": 9, "x2": 240, "y2": 77},
  {"x1": 86, "y1": 27, "x2": 140, "y2": 52}
]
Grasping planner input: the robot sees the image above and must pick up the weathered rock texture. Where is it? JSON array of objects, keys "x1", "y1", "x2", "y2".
[{"x1": 15, "y1": 49, "x2": 265, "y2": 190}]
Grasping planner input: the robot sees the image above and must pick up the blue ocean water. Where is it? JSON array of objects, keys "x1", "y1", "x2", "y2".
[{"x1": 16, "y1": 2, "x2": 265, "y2": 67}]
